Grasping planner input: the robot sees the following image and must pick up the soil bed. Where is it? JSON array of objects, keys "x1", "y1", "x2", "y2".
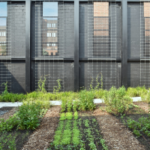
[
  {"x1": 0, "y1": 129, "x2": 33, "y2": 150},
  {"x1": 116, "y1": 104, "x2": 150, "y2": 150}
]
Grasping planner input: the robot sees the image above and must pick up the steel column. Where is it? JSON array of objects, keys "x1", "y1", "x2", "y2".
[
  {"x1": 74, "y1": 0, "x2": 79, "y2": 91},
  {"x1": 121, "y1": 0, "x2": 128, "y2": 88},
  {"x1": 25, "y1": 0, "x2": 31, "y2": 92}
]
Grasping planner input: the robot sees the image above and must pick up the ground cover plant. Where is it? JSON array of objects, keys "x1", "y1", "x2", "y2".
[{"x1": 48, "y1": 112, "x2": 108, "y2": 150}]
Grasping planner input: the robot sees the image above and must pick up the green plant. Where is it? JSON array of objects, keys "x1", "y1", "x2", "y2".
[
  {"x1": 133, "y1": 129, "x2": 141, "y2": 137},
  {"x1": 60, "y1": 113, "x2": 66, "y2": 121},
  {"x1": 0, "y1": 115, "x2": 19, "y2": 132},
  {"x1": 67, "y1": 99, "x2": 72, "y2": 112},
  {"x1": 79, "y1": 90, "x2": 95, "y2": 111},
  {"x1": 100, "y1": 139, "x2": 108, "y2": 150},
  {"x1": 53, "y1": 79, "x2": 61, "y2": 93},
  {"x1": 38, "y1": 75, "x2": 48, "y2": 92},
  {"x1": 1, "y1": 82, "x2": 9, "y2": 95},
  {"x1": 103, "y1": 86, "x2": 132, "y2": 115},
  {"x1": 66, "y1": 112, "x2": 73, "y2": 120},
  {"x1": 74, "y1": 111, "x2": 78, "y2": 120},
  {"x1": 89, "y1": 142, "x2": 97, "y2": 150},
  {"x1": 73, "y1": 100, "x2": 79, "y2": 112},
  {"x1": 17, "y1": 102, "x2": 47, "y2": 130}
]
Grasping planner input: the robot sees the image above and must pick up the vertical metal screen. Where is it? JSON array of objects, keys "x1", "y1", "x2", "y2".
[
  {"x1": 33, "y1": 0, "x2": 75, "y2": 92},
  {"x1": 140, "y1": 1, "x2": 150, "y2": 87},
  {"x1": 81, "y1": 0, "x2": 121, "y2": 90},
  {"x1": 0, "y1": 1, "x2": 26, "y2": 93}
]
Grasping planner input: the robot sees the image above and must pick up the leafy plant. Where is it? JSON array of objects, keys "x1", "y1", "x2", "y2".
[
  {"x1": 60, "y1": 113, "x2": 66, "y2": 121},
  {"x1": 67, "y1": 99, "x2": 72, "y2": 112},
  {"x1": 74, "y1": 111, "x2": 78, "y2": 120},
  {"x1": 79, "y1": 90, "x2": 95, "y2": 111},
  {"x1": 38, "y1": 75, "x2": 48, "y2": 92},
  {"x1": 66, "y1": 112, "x2": 73, "y2": 120},
  {"x1": 103, "y1": 86, "x2": 132, "y2": 115},
  {"x1": 100, "y1": 139, "x2": 108, "y2": 150},
  {"x1": 53, "y1": 79, "x2": 61, "y2": 93}
]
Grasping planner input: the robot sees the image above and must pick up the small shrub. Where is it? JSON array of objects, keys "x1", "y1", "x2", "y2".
[
  {"x1": 79, "y1": 90, "x2": 95, "y2": 111},
  {"x1": 17, "y1": 102, "x2": 46, "y2": 130},
  {"x1": 103, "y1": 86, "x2": 132, "y2": 115}
]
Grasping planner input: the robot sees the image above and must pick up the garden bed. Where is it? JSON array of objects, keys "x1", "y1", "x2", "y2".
[{"x1": 0, "y1": 101, "x2": 150, "y2": 150}]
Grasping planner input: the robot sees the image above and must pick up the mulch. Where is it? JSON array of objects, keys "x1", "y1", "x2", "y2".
[{"x1": 22, "y1": 106, "x2": 61, "y2": 150}]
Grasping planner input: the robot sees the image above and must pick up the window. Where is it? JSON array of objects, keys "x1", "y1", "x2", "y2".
[
  {"x1": 47, "y1": 23, "x2": 51, "y2": 28},
  {"x1": 0, "y1": 2, "x2": 7, "y2": 56},
  {"x1": 52, "y1": 33, "x2": 56, "y2": 37},
  {"x1": 93, "y1": 2, "x2": 109, "y2": 56},
  {"x1": 52, "y1": 24, "x2": 56, "y2": 27},
  {"x1": 144, "y1": 2, "x2": 150, "y2": 56},
  {"x1": 42, "y1": 2, "x2": 58, "y2": 56},
  {"x1": 47, "y1": 33, "x2": 51, "y2": 37}
]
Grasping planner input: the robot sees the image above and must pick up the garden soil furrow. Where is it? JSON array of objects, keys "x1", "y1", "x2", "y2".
[
  {"x1": 93, "y1": 110, "x2": 145, "y2": 150},
  {"x1": 22, "y1": 106, "x2": 60, "y2": 150}
]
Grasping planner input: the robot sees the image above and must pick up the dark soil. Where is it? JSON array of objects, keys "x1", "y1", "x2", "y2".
[
  {"x1": 0, "y1": 129, "x2": 33, "y2": 150},
  {"x1": 116, "y1": 115, "x2": 150, "y2": 150},
  {"x1": 79, "y1": 116, "x2": 103, "y2": 150}
]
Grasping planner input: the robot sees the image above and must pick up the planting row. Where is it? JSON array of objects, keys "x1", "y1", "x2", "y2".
[{"x1": 48, "y1": 112, "x2": 108, "y2": 150}]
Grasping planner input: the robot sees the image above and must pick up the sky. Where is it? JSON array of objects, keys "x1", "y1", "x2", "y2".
[
  {"x1": 0, "y1": 18, "x2": 6, "y2": 26},
  {"x1": 0, "y1": 2, "x2": 7, "y2": 16},
  {"x1": 43, "y1": 2, "x2": 58, "y2": 16}
]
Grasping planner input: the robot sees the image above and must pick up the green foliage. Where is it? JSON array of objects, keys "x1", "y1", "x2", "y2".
[
  {"x1": 66, "y1": 112, "x2": 73, "y2": 120},
  {"x1": 0, "y1": 115, "x2": 19, "y2": 132},
  {"x1": 67, "y1": 99, "x2": 72, "y2": 112},
  {"x1": 79, "y1": 90, "x2": 95, "y2": 111},
  {"x1": 53, "y1": 79, "x2": 61, "y2": 93},
  {"x1": 100, "y1": 139, "x2": 108, "y2": 150},
  {"x1": 60, "y1": 113, "x2": 66, "y2": 121},
  {"x1": 1, "y1": 82, "x2": 9, "y2": 95},
  {"x1": 38, "y1": 75, "x2": 47, "y2": 92},
  {"x1": 127, "y1": 86, "x2": 147, "y2": 97},
  {"x1": 0, "y1": 102, "x2": 47, "y2": 131},
  {"x1": 0, "y1": 93, "x2": 26, "y2": 102},
  {"x1": 103, "y1": 86, "x2": 132, "y2": 115},
  {"x1": 0, "y1": 132, "x2": 18, "y2": 150},
  {"x1": 17, "y1": 102, "x2": 47, "y2": 130},
  {"x1": 133, "y1": 129, "x2": 141, "y2": 137},
  {"x1": 74, "y1": 111, "x2": 78, "y2": 120}
]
